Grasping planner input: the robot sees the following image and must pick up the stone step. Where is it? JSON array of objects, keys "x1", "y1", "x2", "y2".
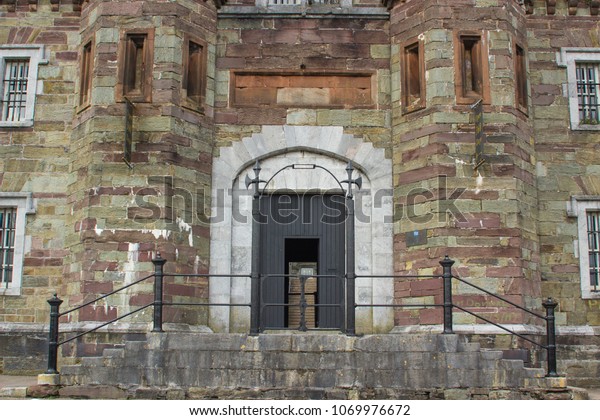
[{"x1": 59, "y1": 333, "x2": 565, "y2": 393}]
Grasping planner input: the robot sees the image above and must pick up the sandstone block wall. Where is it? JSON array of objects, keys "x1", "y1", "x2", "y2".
[
  {"x1": 63, "y1": 0, "x2": 218, "y2": 326},
  {"x1": 0, "y1": 0, "x2": 598, "y2": 344},
  {"x1": 0, "y1": 1, "x2": 78, "y2": 324},
  {"x1": 390, "y1": 0, "x2": 541, "y2": 328}
]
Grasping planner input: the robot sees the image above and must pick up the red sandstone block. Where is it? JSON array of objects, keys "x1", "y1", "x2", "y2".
[
  {"x1": 354, "y1": 30, "x2": 389, "y2": 44},
  {"x1": 8, "y1": 27, "x2": 34, "y2": 44},
  {"x1": 129, "y1": 293, "x2": 153, "y2": 307},
  {"x1": 328, "y1": 44, "x2": 370, "y2": 58},
  {"x1": 402, "y1": 143, "x2": 449, "y2": 163},
  {"x1": 486, "y1": 266, "x2": 523, "y2": 278},
  {"x1": 410, "y1": 278, "x2": 442, "y2": 297},
  {"x1": 56, "y1": 51, "x2": 78, "y2": 61},
  {"x1": 34, "y1": 31, "x2": 67, "y2": 45},
  {"x1": 398, "y1": 165, "x2": 456, "y2": 185},
  {"x1": 300, "y1": 29, "x2": 354, "y2": 44},
  {"x1": 79, "y1": 305, "x2": 118, "y2": 322},
  {"x1": 82, "y1": 282, "x2": 114, "y2": 294},
  {"x1": 419, "y1": 308, "x2": 442, "y2": 325},
  {"x1": 165, "y1": 283, "x2": 197, "y2": 297},
  {"x1": 551, "y1": 265, "x2": 579, "y2": 273},
  {"x1": 23, "y1": 257, "x2": 43, "y2": 267}
]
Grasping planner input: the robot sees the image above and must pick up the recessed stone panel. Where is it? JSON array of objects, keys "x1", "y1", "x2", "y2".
[{"x1": 232, "y1": 72, "x2": 374, "y2": 108}]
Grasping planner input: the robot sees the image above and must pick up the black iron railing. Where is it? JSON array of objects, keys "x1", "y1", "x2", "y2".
[
  {"x1": 355, "y1": 257, "x2": 558, "y2": 377},
  {"x1": 45, "y1": 253, "x2": 251, "y2": 375},
  {"x1": 45, "y1": 254, "x2": 559, "y2": 377},
  {"x1": 441, "y1": 256, "x2": 559, "y2": 377}
]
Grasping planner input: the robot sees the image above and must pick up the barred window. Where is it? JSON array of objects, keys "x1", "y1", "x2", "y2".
[
  {"x1": 1, "y1": 59, "x2": 29, "y2": 122},
  {"x1": 577, "y1": 63, "x2": 599, "y2": 125},
  {"x1": 0, "y1": 45, "x2": 45, "y2": 128},
  {"x1": 0, "y1": 208, "x2": 16, "y2": 289},
  {"x1": 0, "y1": 194, "x2": 33, "y2": 295},
  {"x1": 559, "y1": 48, "x2": 600, "y2": 130},
  {"x1": 570, "y1": 197, "x2": 600, "y2": 299},
  {"x1": 588, "y1": 212, "x2": 600, "y2": 292}
]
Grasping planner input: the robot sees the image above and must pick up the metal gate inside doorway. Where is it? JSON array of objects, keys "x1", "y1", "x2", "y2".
[
  {"x1": 246, "y1": 161, "x2": 361, "y2": 334},
  {"x1": 259, "y1": 194, "x2": 345, "y2": 330}
]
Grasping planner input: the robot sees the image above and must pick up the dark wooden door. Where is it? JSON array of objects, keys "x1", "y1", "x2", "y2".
[{"x1": 259, "y1": 193, "x2": 345, "y2": 329}]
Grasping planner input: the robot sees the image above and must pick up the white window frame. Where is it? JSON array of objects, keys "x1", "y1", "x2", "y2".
[
  {"x1": 0, "y1": 45, "x2": 46, "y2": 128},
  {"x1": 0, "y1": 193, "x2": 35, "y2": 296},
  {"x1": 558, "y1": 48, "x2": 600, "y2": 131},
  {"x1": 568, "y1": 196, "x2": 600, "y2": 299}
]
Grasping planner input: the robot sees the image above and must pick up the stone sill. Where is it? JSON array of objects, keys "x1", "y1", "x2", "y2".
[
  {"x1": 218, "y1": 5, "x2": 389, "y2": 19},
  {"x1": 573, "y1": 125, "x2": 600, "y2": 131}
]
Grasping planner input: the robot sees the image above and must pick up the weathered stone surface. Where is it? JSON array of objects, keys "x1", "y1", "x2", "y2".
[{"x1": 0, "y1": 0, "x2": 599, "y2": 392}]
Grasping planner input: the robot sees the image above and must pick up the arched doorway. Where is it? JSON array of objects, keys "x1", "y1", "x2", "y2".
[{"x1": 209, "y1": 125, "x2": 394, "y2": 334}]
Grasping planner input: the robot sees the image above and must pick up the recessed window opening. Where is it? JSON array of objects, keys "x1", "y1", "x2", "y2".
[
  {"x1": 0, "y1": 208, "x2": 16, "y2": 288},
  {"x1": 406, "y1": 43, "x2": 421, "y2": 104},
  {"x1": 588, "y1": 211, "x2": 600, "y2": 292},
  {"x1": 577, "y1": 63, "x2": 599, "y2": 124},
  {"x1": 186, "y1": 41, "x2": 203, "y2": 104},
  {"x1": 124, "y1": 35, "x2": 146, "y2": 96},
  {"x1": 1, "y1": 59, "x2": 29, "y2": 122},
  {"x1": 462, "y1": 37, "x2": 482, "y2": 96},
  {"x1": 79, "y1": 41, "x2": 92, "y2": 107},
  {"x1": 515, "y1": 44, "x2": 528, "y2": 109}
]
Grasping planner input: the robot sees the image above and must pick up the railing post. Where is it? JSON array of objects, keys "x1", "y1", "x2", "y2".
[
  {"x1": 543, "y1": 297, "x2": 559, "y2": 377},
  {"x1": 46, "y1": 293, "x2": 63, "y2": 374},
  {"x1": 440, "y1": 255, "x2": 455, "y2": 334},
  {"x1": 344, "y1": 161, "x2": 360, "y2": 336},
  {"x1": 299, "y1": 275, "x2": 307, "y2": 332},
  {"x1": 152, "y1": 252, "x2": 166, "y2": 333},
  {"x1": 247, "y1": 160, "x2": 262, "y2": 335},
  {"x1": 345, "y1": 194, "x2": 356, "y2": 336}
]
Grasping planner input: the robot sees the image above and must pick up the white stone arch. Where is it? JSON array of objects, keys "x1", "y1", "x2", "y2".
[{"x1": 208, "y1": 125, "x2": 393, "y2": 333}]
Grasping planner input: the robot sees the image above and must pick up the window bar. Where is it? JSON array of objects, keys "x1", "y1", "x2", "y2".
[
  {"x1": 0, "y1": 208, "x2": 17, "y2": 288},
  {"x1": 588, "y1": 212, "x2": 600, "y2": 292}
]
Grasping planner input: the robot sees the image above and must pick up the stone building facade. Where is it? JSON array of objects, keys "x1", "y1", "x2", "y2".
[{"x1": 0, "y1": 0, "x2": 598, "y2": 387}]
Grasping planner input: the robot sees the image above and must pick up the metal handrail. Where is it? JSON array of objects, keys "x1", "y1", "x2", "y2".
[
  {"x1": 45, "y1": 253, "x2": 559, "y2": 378},
  {"x1": 453, "y1": 304, "x2": 547, "y2": 350},
  {"x1": 452, "y1": 274, "x2": 546, "y2": 320},
  {"x1": 435, "y1": 256, "x2": 558, "y2": 377},
  {"x1": 59, "y1": 273, "x2": 154, "y2": 317},
  {"x1": 58, "y1": 303, "x2": 154, "y2": 346},
  {"x1": 45, "y1": 252, "x2": 253, "y2": 374}
]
